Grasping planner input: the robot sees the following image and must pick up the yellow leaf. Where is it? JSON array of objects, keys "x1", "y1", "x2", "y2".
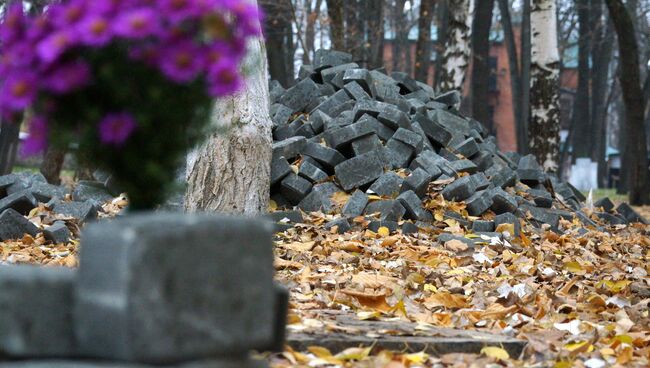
[
  {"x1": 434, "y1": 212, "x2": 444, "y2": 221},
  {"x1": 598, "y1": 280, "x2": 632, "y2": 293},
  {"x1": 268, "y1": 200, "x2": 278, "y2": 211},
  {"x1": 424, "y1": 292, "x2": 467, "y2": 309},
  {"x1": 308, "y1": 346, "x2": 333, "y2": 358},
  {"x1": 377, "y1": 226, "x2": 390, "y2": 237},
  {"x1": 495, "y1": 223, "x2": 515, "y2": 235},
  {"x1": 367, "y1": 194, "x2": 383, "y2": 201},
  {"x1": 390, "y1": 299, "x2": 408, "y2": 317},
  {"x1": 564, "y1": 340, "x2": 593, "y2": 353},
  {"x1": 402, "y1": 351, "x2": 429, "y2": 364},
  {"x1": 554, "y1": 361, "x2": 572, "y2": 368},
  {"x1": 563, "y1": 261, "x2": 584, "y2": 274},
  {"x1": 424, "y1": 284, "x2": 438, "y2": 292},
  {"x1": 480, "y1": 346, "x2": 510, "y2": 360},
  {"x1": 335, "y1": 347, "x2": 372, "y2": 361},
  {"x1": 611, "y1": 334, "x2": 633, "y2": 344},
  {"x1": 357, "y1": 311, "x2": 381, "y2": 320}
]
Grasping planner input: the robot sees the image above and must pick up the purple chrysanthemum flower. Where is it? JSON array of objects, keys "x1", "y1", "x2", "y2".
[
  {"x1": 207, "y1": 59, "x2": 241, "y2": 97},
  {"x1": 158, "y1": 0, "x2": 200, "y2": 23},
  {"x1": 113, "y1": 8, "x2": 161, "y2": 39},
  {"x1": 22, "y1": 116, "x2": 49, "y2": 156},
  {"x1": 50, "y1": 0, "x2": 87, "y2": 28},
  {"x1": 0, "y1": 3, "x2": 26, "y2": 44},
  {"x1": 231, "y1": 1, "x2": 263, "y2": 37},
  {"x1": 0, "y1": 43, "x2": 36, "y2": 76},
  {"x1": 36, "y1": 30, "x2": 77, "y2": 64},
  {"x1": 78, "y1": 14, "x2": 113, "y2": 46},
  {"x1": 0, "y1": 71, "x2": 38, "y2": 111},
  {"x1": 98, "y1": 112, "x2": 138, "y2": 145},
  {"x1": 43, "y1": 60, "x2": 91, "y2": 94},
  {"x1": 158, "y1": 41, "x2": 204, "y2": 83}
]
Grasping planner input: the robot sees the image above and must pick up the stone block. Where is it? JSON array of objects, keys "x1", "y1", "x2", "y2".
[
  {"x1": 409, "y1": 152, "x2": 444, "y2": 180},
  {"x1": 443, "y1": 210, "x2": 471, "y2": 228},
  {"x1": 352, "y1": 100, "x2": 390, "y2": 120},
  {"x1": 356, "y1": 114, "x2": 394, "y2": 142},
  {"x1": 272, "y1": 137, "x2": 307, "y2": 160},
  {"x1": 470, "y1": 173, "x2": 490, "y2": 191},
  {"x1": 298, "y1": 160, "x2": 328, "y2": 183},
  {"x1": 271, "y1": 104, "x2": 293, "y2": 127},
  {"x1": 0, "y1": 191, "x2": 37, "y2": 215},
  {"x1": 364, "y1": 200, "x2": 406, "y2": 222},
  {"x1": 44, "y1": 221, "x2": 72, "y2": 244},
  {"x1": 390, "y1": 72, "x2": 419, "y2": 93},
  {"x1": 520, "y1": 204, "x2": 559, "y2": 228},
  {"x1": 75, "y1": 213, "x2": 277, "y2": 363},
  {"x1": 392, "y1": 128, "x2": 423, "y2": 152},
  {"x1": 412, "y1": 112, "x2": 452, "y2": 147},
  {"x1": 409, "y1": 121, "x2": 435, "y2": 152},
  {"x1": 441, "y1": 176, "x2": 476, "y2": 201},
  {"x1": 490, "y1": 188, "x2": 518, "y2": 214},
  {"x1": 397, "y1": 190, "x2": 432, "y2": 222},
  {"x1": 311, "y1": 89, "x2": 351, "y2": 117},
  {"x1": 51, "y1": 200, "x2": 98, "y2": 224},
  {"x1": 334, "y1": 152, "x2": 385, "y2": 191},
  {"x1": 494, "y1": 213, "x2": 521, "y2": 236},
  {"x1": 528, "y1": 188, "x2": 553, "y2": 208},
  {"x1": 325, "y1": 119, "x2": 374, "y2": 150},
  {"x1": 616, "y1": 203, "x2": 647, "y2": 224},
  {"x1": 595, "y1": 212, "x2": 627, "y2": 225},
  {"x1": 401, "y1": 168, "x2": 432, "y2": 198},
  {"x1": 449, "y1": 159, "x2": 478, "y2": 175},
  {"x1": 301, "y1": 141, "x2": 346, "y2": 172},
  {"x1": 0, "y1": 265, "x2": 75, "y2": 358},
  {"x1": 298, "y1": 182, "x2": 341, "y2": 213},
  {"x1": 517, "y1": 155, "x2": 545, "y2": 185},
  {"x1": 314, "y1": 49, "x2": 353, "y2": 70},
  {"x1": 342, "y1": 190, "x2": 369, "y2": 217},
  {"x1": 295, "y1": 123, "x2": 315, "y2": 138},
  {"x1": 351, "y1": 134, "x2": 383, "y2": 156},
  {"x1": 437, "y1": 233, "x2": 474, "y2": 249},
  {"x1": 325, "y1": 218, "x2": 351, "y2": 233},
  {"x1": 309, "y1": 110, "x2": 331, "y2": 134},
  {"x1": 401, "y1": 222, "x2": 419, "y2": 235},
  {"x1": 377, "y1": 106, "x2": 411, "y2": 130},
  {"x1": 278, "y1": 78, "x2": 321, "y2": 113},
  {"x1": 594, "y1": 197, "x2": 615, "y2": 212},
  {"x1": 432, "y1": 90, "x2": 461, "y2": 108},
  {"x1": 428, "y1": 109, "x2": 471, "y2": 137},
  {"x1": 465, "y1": 190, "x2": 493, "y2": 216},
  {"x1": 273, "y1": 119, "x2": 301, "y2": 141},
  {"x1": 0, "y1": 208, "x2": 39, "y2": 241},
  {"x1": 280, "y1": 174, "x2": 313, "y2": 205},
  {"x1": 471, "y1": 150, "x2": 494, "y2": 172},
  {"x1": 343, "y1": 81, "x2": 371, "y2": 101},
  {"x1": 453, "y1": 138, "x2": 479, "y2": 158},
  {"x1": 489, "y1": 165, "x2": 517, "y2": 189},
  {"x1": 368, "y1": 220, "x2": 399, "y2": 233},
  {"x1": 270, "y1": 156, "x2": 292, "y2": 186},
  {"x1": 72, "y1": 182, "x2": 113, "y2": 207},
  {"x1": 368, "y1": 172, "x2": 404, "y2": 197},
  {"x1": 321, "y1": 63, "x2": 360, "y2": 84},
  {"x1": 385, "y1": 139, "x2": 414, "y2": 169},
  {"x1": 28, "y1": 181, "x2": 68, "y2": 203},
  {"x1": 471, "y1": 220, "x2": 495, "y2": 233}
]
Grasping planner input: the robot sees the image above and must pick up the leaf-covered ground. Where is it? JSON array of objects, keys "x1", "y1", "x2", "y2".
[
  {"x1": 2, "y1": 190, "x2": 648, "y2": 367},
  {"x1": 270, "y1": 192, "x2": 650, "y2": 367}
]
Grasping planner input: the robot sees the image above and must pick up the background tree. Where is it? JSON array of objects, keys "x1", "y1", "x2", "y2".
[
  {"x1": 260, "y1": 0, "x2": 294, "y2": 87},
  {"x1": 570, "y1": 0, "x2": 593, "y2": 162},
  {"x1": 415, "y1": 0, "x2": 436, "y2": 82},
  {"x1": 605, "y1": 0, "x2": 649, "y2": 205},
  {"x1": 0, "y1": 0, "x2": 22, "y2": 175},
  {"x1": 528, "y1": 0, "x2": 561, "y2": 171},
  {"x1": 470, "y1": 0, "x2": 495, "y2": 127},
  {"x1": 325, "y1": 0, "x2": 344, "y2": 50},
  {"x1": 185, "y1": 0, "x2": 273, "y2": 215},
  {"x1": 438, "y1": 0, "x2": 473, "y2": 93}
]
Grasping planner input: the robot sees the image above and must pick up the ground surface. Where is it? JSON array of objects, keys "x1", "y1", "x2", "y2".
[{"x1": 2, "y1": 179, "x2": 648, "y2": 367}]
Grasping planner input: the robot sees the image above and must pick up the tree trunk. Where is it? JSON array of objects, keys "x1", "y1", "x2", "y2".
[
  {"x1": 528, "y1": 0, "x2": 561, "y2": 172},
  {"x1": 40, "y1": 147, "x2": 65, "y2": 185},
  {"x1": 605, "y1": 0, "x2": 649, "y2": 205},
  {"x1": 326, "y1": 0, "x2": 345, "y2": 51},
  {"x1": 366, "y1": 0, "x2": 385, "y2": 70},
  {"x1": 498, "y1": 0, "x2": 525, "y2": 153},
  {"x1": 185, "y1": 2, "x2": 273, "y2": 215},
  {"x1": 344, "y1": 0, "x2": 364, "y2": 61},
  {"x1": 520, "y1": 0, "x2": 532, "y2": 154},
  {"x1": 0, "y1": 121, "x2": 20, "y2": 175},
  {"x1": 260, "y1": 0, "x2": 292, "y2": 87},
  {"x1": 438, "y1": 0, "x2": 473, "y2": 93},
  {"x1": 590, "y1": 0, "x2": 614, "y2": 188},
  {"x1": 414, "y1": 0, "x2": 436, "y2": 82},
  {"x1": 570, "y1": 0, "x2": 592, "y2": 161},
  {"x1": 434, "y1": 0, "x2": 450, "y2": 91},
  {"x1": 393, "y1": 0, "x2": 409, "y2": 72},
  {"x1": 470, "y1": 0, "x2": 494, "y2": 126}
]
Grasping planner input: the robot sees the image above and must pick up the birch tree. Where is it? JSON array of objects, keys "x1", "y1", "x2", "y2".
[
  {"x1": 528, "y1": 0, "x2": 561, "y2": 171},
  {"x1": 437, "y1": 0, "x2": 473, "y2": 93},
  {"x1": 185, "y1": 0, "x2": 273, "y2": 215}
]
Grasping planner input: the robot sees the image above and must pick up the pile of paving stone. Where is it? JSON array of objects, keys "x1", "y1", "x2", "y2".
[
  {"x1": 269, "y1": 49, "x2": 647, "y2": 234},
  {"x1": 0, "y1": 171, "x2": 117, "y2": 243}
]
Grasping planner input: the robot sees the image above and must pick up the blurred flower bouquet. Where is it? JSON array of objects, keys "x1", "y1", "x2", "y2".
[{"x1": 0, "y1": 0, "x2": 260, "y2": 209}]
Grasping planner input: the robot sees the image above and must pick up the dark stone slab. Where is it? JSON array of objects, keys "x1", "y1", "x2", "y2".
[
  {"x1": 409, "y1": 152, "x2": 444, "y2": 180},
  {"x1": 280, "y1": 174, "x2": 313, "y2": 205},
  {"x1": 270, "y1": 156, "x2": 292, "y2": 186},
  {"x1": 0, "y1": 191, "x2": 38, "y2": 215},
  {"x1": 390, "y1": 72, "x2": 420, "y2": 93},
  {"x1": 314, "y1": 49, "x2": 354, "y2": 70},
  {"x1": 594, "y1": 197, "x2": 615, "y2": 212},
  {"x1": 273, "y1": 119, "x2": 302, "y2": 141},
  {"x1": 301, "y1": 141, "x2": 346, "y2": 172},
  {"x1": 494, "y1": 212, "x2": 521, "y2": 236},
  {"x1": 441, "y1": 176, "x2": 476, "y2": 201},
  {"x1": 325, "y1": 119, "x2": 375, "y2": 150},
  {"x1": 401, "y1": 222, "x2": 419, "y2": 235},
  {"x1": 449, "y1": 159, "x2": 478, "y2": 175},
  {"x1": 377, "y1": 106, "x2": 411, "y2": 130},
  {"x1": 343, "y1": 80, "x2": 371, "y2": 101},
  {"x1": 0, "y1": 209, "x2": 40, "y2": 241},
  {"x1": 334, "y1": 152, "x2": 385, "y2": 191},
  {"x1": 309, "y1": 110, "x2": 331, "y2": 134},
  {"x1": 412, "y1": 112, "x2": 452, "y2": 147},
  {"x1": 364, "y1": 200, "x2": 406, "y2": 222},
  {"x1": 465, "y1": 190, "x2": 493, "y2": 216},
  {"x1": 342, "y1": 69, "x2": 371, "y2": 91},
  {"x1": 351, "y1": 134, "x2": 383, "y2": 156},
  {"x1": 321, "y1": 63, "x2": 361, "y2": 84},
  {"x1": 517, "y1": 154, "x2": 545, "y2": 185},
  {"x1": 298, "y1": 182, "x2": 341, "y2": 213},
  {"x1": 521, "y1": 204, "x2": 560, "y2": 228},
  {"x1": 453, "y1": 138, "x2": 479, "y2": 158},
  {"x1": 298, "y1": 160, "x2": 328, "y2": 183},
  {"x1": 401, "y1": 168, "x2": 432, "y2": 198},
  {"x1": 470, "y1": 173, "x2": 490, "y2": 191},
  {"x1": 490, "y1": 188, "x2": 518, "y2": 214},
  {"x1": 342, "y1": 190, "x2": 369, "y2": 217},
  {"x1": 368, "y1": 220, "x2": 399, "y2": 233},
  {"x1": 43, "y1": 221, "x2": 72, "y2": 244},
  {"x1": 325, "y1": 218, "x2": 351, "y2": 233},
  {"x1": 368, "y1": 172, "x2": 404, "y2": 197},
  {"x1": 432, "y1": 90, "x2": 461, "y2": 108},
  {"x1": 595, "y1": 212, "x2": 627, "y2": 225},
  {"x1": 385, "y1": 139, "x2": 414, "y2": 169},
  {"x1": 471, "y1": 150, "x2": 494, "y2": 172},
  {"x1": 72, "y1": 182, "x2": 113, "y2": 207},
  {"x1": 392, "y1": 128, "x2": 423, "y2": 152},
  {"x1": 295, "y1": 122, "x2": 315, "y2": 138},
  {"x1": 616, "y1": 203, "x2": 648, "y2": 224},
  {"x1": 528, "y1": 188, "x2": 553, "y2": 208},
  {"x1": 51, "y1": 200, "x2": 98, "y2": 224},
  {"x1": 489, "y1": 165, "x2": 518, "y2": 189},
  {"x1": 310, "y1": 89, "x2": 351, "y2": 117},
  {"x1": 0, "y1": 265, "x2": 75, "y2": 358},
  {"x1": 27, "y1": 182, "x2": 68, "y2": 203},
  {"x1": 272, "y1": 136, "x2": 307, "y2": 160},
  {"x1": 278, "y1": 78, "x2": 321, "y2": 113},
  {"x1": 471, "y1": 220, "x2": 495, "y2": 233},
  {"x1": 397, "y1": 190, "x2": 432, "y2": 222},
  {"x1": 356, "y1": 114, "x2": 394, "y2": 142},
  {"x1": 271, "y1": 104, "x2": 293, "y2": 126}
]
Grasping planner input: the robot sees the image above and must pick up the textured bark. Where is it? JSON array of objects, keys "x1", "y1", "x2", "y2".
[
  {"x1": 326, "y1": 0, "x2": 345, "y2": 51},
  {"x1": 392, "y1": 0, "x2": 409, "y2": 72},
  {"x1": 498, "y1": 0, "x2": 525, "y2": 153},
  {"x1": 605, "y1": 0, "x2": 649, "y2": 205},
  {"x1": 414, "y1": 0, "x2": 436, "y2": 82},
  {"x1": 434, "y1": 0, "x2": 450, "y2": 90},
  {"x1": 260, "y1": 0, "x2": 292, "y2": 87},
  {"x1": 185, "y1": 4, "x2": 273, "y2": 215},
  {"x1": 40, "y1": 147, "x2": 65, "y2": 185},
  {"x1": 528, "y1": 0, "x2": 561, "y2": 172},
  {"x1": 365, "y1": 0, "x2": 385, "y2": 69},
  {"x1": 438, "y1": 0, "x2": 473, "y2": 93},
  {"x1": 570, "y1": 0, "x2": 592, "y2": 161},
  {"x1": 344, "y1": 0, "x2": 364, "y2": 61},
  {"x1": 470, "y1": 0, "x2": 494, "y2": 127},
  {"x1": 520, "y1": 0, "x2": 532, "y2": 154}
]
